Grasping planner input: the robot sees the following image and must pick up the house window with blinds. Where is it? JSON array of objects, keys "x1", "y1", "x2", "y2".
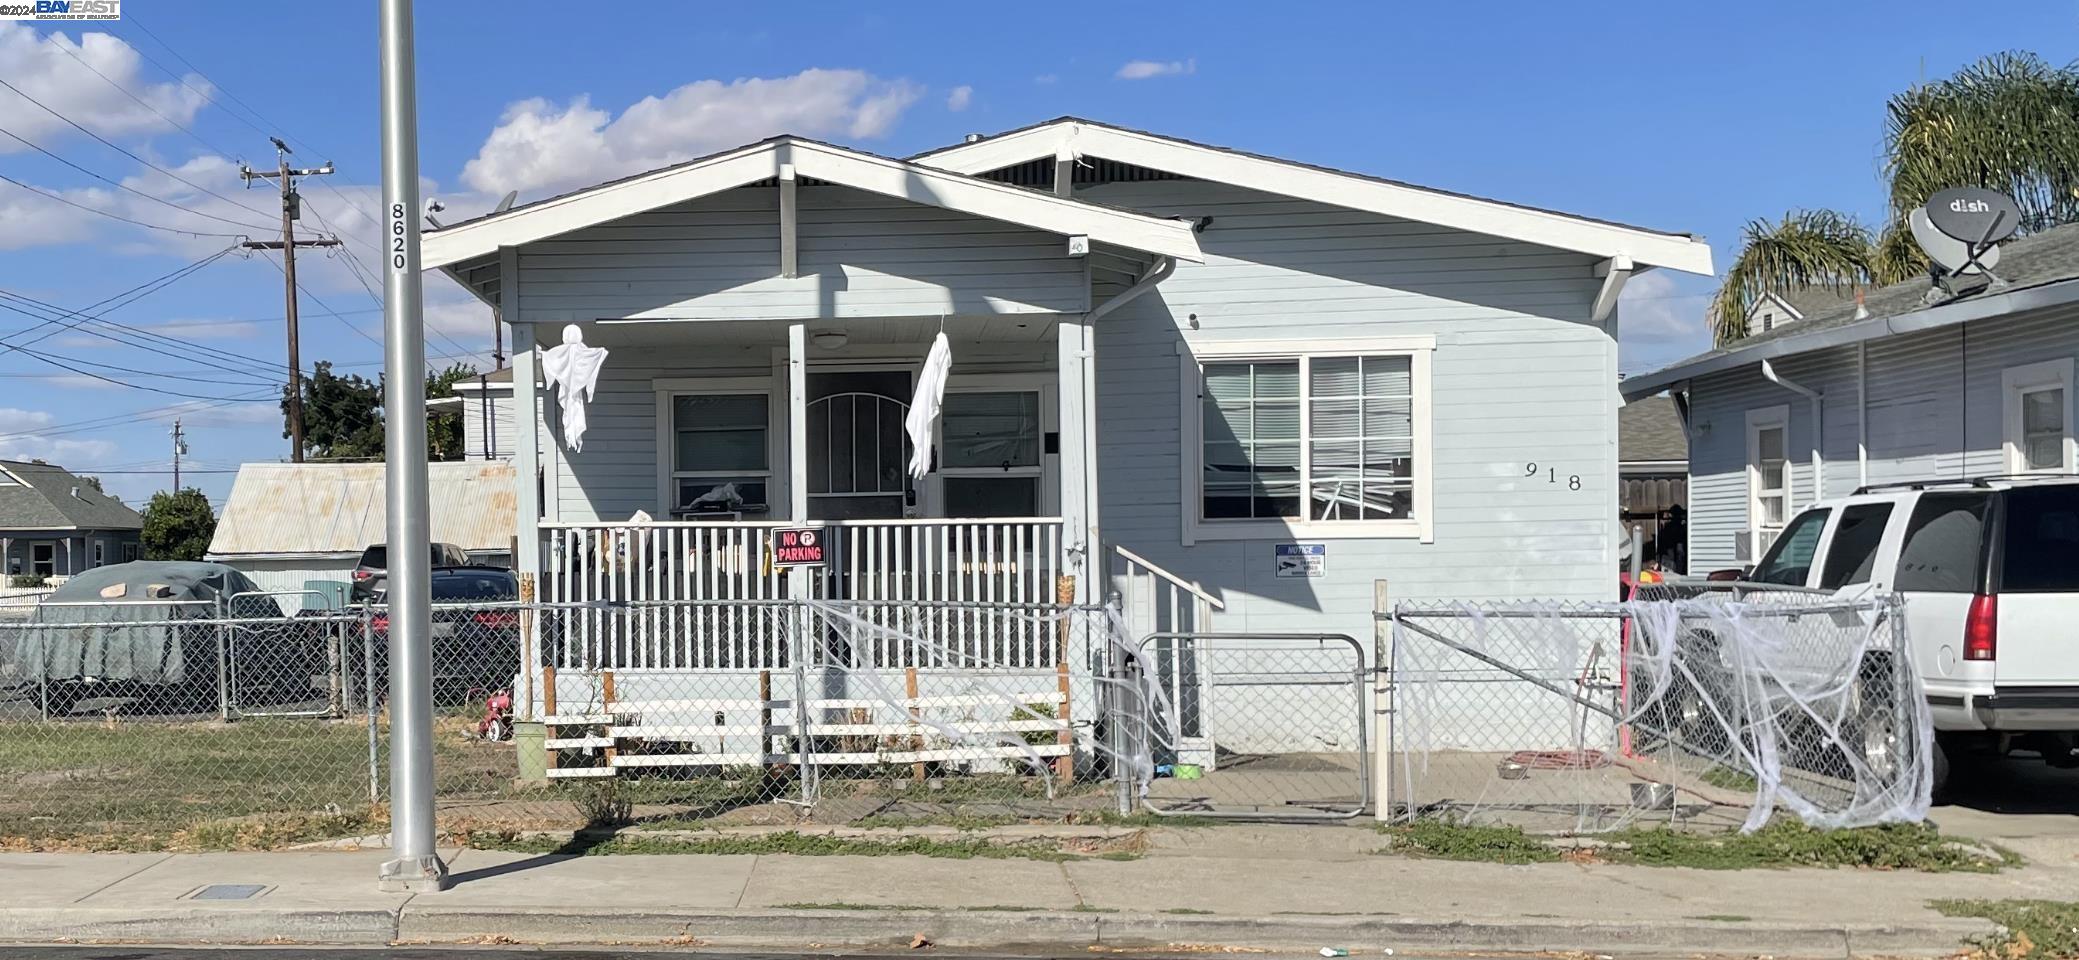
[{"x1": 1201, "y1": 354, "x2": 1416, "y2": 525}]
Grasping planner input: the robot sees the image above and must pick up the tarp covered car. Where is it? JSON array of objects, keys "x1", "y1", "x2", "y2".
[{"x1": 1, "y1": 561, "x2": 280, "y2": 713}]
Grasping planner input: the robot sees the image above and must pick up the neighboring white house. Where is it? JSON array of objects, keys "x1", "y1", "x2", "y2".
[
  {"x1": 206, "y1": 460, "x2": 517, "y2": 602},
  {"x1": 1743, "y1": 286, "x2": 1856, "y2": 336},
  {"x1": 420, "y1": 117, "x2": 1714, "y2": 732},
  {"x1": 1623, "y1": 221, "x2": 2079, "y2": 574}
]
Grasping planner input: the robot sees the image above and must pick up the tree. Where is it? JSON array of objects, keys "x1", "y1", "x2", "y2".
[
  {"x1": 1708, "y1": 210, "x2": 1882, "y2": 343},
  {"x1": 141, "y1": 488, "x2": 216, "y2": 561},
  {"x1": 285, "y1": 359, "x2": 485, "y2": 461},
  {"x1": 1711, "y1": 52, "x2": 2079, "y2": 344},
  {"x1": 426, "y1": 363, "x2": 480, "y2": 461},
  {"x1": 289, "y1": 361, "x2": 385, "y2": 461},
  {"x1": 77, "y1": 475, "x2": 104, "y2": 494}
]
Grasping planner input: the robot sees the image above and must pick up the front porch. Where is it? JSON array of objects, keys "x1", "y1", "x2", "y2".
[{"x1": 509, "y1": 314, "x2": 1094, "y2": 670}]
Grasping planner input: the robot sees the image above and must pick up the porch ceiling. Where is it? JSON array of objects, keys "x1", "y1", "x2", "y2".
[{"x1": 574, "y1": 313, "x2": 1058, "y2": 348}]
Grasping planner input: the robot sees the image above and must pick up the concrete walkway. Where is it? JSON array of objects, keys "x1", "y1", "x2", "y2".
[{"x1": 2, "y1": 825, "x2": 2075, "y2": 957}]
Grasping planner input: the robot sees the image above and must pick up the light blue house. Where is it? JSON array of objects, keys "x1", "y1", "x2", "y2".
[
  {"x1": 422, "y1": 118, "x2": 1714, "y2": 722},
  {"x1": 1622, "y1": 222, "x2": 2079, "y2": 575}
]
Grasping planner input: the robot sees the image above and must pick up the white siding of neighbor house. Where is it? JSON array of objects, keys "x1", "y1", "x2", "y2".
[
  {"x1": 1683, "y1": 302, "x2": 2079, "y2": 574},
  {"x1": 513, "y1": 185, "x2": 1088, "y2": 324},
  {"x1": 1075, "y1": 180, "x2": 1618, "y2": 641}
]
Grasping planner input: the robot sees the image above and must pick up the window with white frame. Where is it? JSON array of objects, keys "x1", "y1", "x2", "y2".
[
  {"x1": 669, "y1": 392, "x2": 772, "y2": 516},
  {"x1": 1186, "y1": 340, "x2": 1431, "y2": 540},
  {"x1": 1746, "y1": 405, "x2": 1791, "y2": 554},
  {"x1": 940, "y1": 390, "x2": 1044, "y2": 517},
  {"x1": 2003, "y1": 359, "x2": 2074, "y2": 474}
]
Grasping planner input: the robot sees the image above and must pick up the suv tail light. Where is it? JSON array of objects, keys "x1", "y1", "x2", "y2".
[
  {"x1": 370, "y1": 613, "x2": 390, "y2": 633},
  {"x1": 1964, "y1": 593, "x2": 1998, "y2": 661},
  {"x1": 352, "y1": 569, "x2": 372, "y2": 581},
  {"x1": 471, "y1": 610, "x2": 520, "y2": 628}
]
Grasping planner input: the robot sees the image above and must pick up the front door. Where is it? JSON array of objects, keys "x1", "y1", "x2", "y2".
[{"x1": 806, "y1": 370, "x2": 914, "y2": 521}]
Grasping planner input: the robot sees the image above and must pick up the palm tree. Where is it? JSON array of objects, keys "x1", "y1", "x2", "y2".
[
  {"x1": 1710, "y1": 52, "x2": 2079, "y2": 345},
  {"x1": 1709, "y1": 210, "x2": 1878, "y2": 343}
]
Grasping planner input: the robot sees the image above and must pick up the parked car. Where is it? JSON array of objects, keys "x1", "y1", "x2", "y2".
[
  {"x1": 350, "y1": 542, "x2": 472, "y2": 603},
  {"x1": 359, "y1": 565, "x2": 521, "y2": 703},
  {"x1": 1732, "y1": 474, "x2": 2079, "y2": 793}
]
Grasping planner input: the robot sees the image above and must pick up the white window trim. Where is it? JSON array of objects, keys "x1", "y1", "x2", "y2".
[
  {"x1": 1746, "y1": 404, "x2": 1791, "y2": 561},
  {"x1": 653, "y1": 375, "x2": 783, "y2": 519},
  {"x1": 2001, "y1": 358, "x2": 2075, "y2": 474},
  {"x1": 1178, "y1": 336, "x2": 1435, "y2": 544},
  {"x1": 938, "y1": 373, "x2": 1060, "y2": 517}
]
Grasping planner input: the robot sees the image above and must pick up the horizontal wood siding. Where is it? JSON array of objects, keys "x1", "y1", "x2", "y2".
[
  {"x1": 514, "y1": 185, "x2": 1086, "y2": 323},
  {"x1": 1078, "y1": 180, "x2": 1616, "y2": 638},
  {"x1": 1683, "y1": 302, "x2": 2079, "y2": 573}
]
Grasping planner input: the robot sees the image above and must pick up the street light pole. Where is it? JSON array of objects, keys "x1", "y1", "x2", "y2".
[{"x1": 375, "y1": 0, "x2": 445, "y2": 894}]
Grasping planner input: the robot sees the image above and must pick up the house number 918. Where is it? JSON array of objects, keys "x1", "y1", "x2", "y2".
[{"x1": 1524, "y1": 463, "x2": 1581, "y2": 491}]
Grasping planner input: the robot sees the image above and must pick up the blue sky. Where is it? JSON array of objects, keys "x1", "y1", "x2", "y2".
[{"x1": 0, "y1": 1, "x2": 2072, "y2": 508}]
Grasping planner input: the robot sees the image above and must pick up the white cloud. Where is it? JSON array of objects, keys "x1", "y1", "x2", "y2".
[
  {"x1": 945, "y1": 85, "x2": 973, "y2": 112},
  {"x1": 1116, "y1": 58, "x2": 1195, "y2": 80},
  {"x1": 0, "y1": 408, "x2": 54, "y2": 432},
  {"x1": 0, "y1": 24, "x2": 210, "y2": 152},
  {"x1": 0, "y1": 433, "x2": 118, "y2": 466},
  {"x1": 1617, "y1": 270, "x2": 1714, "y2": 374},
  {"x1": 461, "y1": 69, "x2": 925, "y2": 197}
]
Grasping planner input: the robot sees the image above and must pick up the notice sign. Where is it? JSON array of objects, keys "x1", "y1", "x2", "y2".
[
  {"x1": 772, "y1": 528, "x2": 827, "y2": 567},
  {"x1": 1274, "y1": 543, "x2": 1325, "y2": 578}
]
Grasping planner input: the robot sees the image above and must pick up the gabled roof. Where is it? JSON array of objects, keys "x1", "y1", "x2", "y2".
[
  {"x1": 1623, "y1": 222, "x2": 2079, "y2": 400},
  {"x1": 914, "y1": 117, "x2": 1715, "y2": 276},
  {"x1": 0, "y1": 460, "x2": 144, "y2": 532},
  {"x1": 421, "y1": 135, "x2": 1204, "y2": 270},
  {"x1": 1619, "y1": 396, "x2": 1688, "y2": 464},
  {"x1": 206, "y1": 460, "x2": 516, "y2": 558}
]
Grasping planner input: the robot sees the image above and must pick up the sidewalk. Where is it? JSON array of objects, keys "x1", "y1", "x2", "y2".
[{"x1": 3, "y1": 824, "x2": 2075, "y2": 957}]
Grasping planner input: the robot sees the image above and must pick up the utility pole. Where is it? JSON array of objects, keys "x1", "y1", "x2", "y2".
[
  {"x1": 169, "y1": 419, "x2": 186, "y2": 491},
  {"x1": 242, "y1": 140, "x2": 339, "y2": 464}
]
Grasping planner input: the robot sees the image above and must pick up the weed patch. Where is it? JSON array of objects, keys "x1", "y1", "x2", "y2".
[
  {"x1": 1381, "y1": 821, "x2": 1558, "y2": 864},
  {"x1": 1934, "y1": 899, "x2": 2079, "y2": 959},
  {"x1": 1380, "y1": 819, "x2": 2010, "y2": 872}
]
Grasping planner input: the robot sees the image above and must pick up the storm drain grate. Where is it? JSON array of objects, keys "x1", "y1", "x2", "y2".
[{"x1": 189, "y1": 884, "x2": 269, "y2": 901}]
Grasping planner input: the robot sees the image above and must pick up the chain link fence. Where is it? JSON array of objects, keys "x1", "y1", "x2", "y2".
[
  {"x1": 1385, "y1": 588, "x2": 1930, "y2": 834},
  {"x1": 0, "y1": 584, "x2": 1935, "y2": 847}
]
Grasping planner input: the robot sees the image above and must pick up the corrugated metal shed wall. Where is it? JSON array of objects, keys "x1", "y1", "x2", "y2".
[{"x1": 207, "y1": 460, "x2": 517, "y2": 557}]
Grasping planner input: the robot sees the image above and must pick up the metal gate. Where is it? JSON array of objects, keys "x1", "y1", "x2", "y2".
[{"x1": 1133, "y1": 632, "x2": 1371, "y2": 819}]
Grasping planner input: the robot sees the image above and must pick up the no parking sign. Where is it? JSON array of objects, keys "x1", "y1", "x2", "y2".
[{"x1": 772, "y1": 528, "x2": 827, "y2": 567}]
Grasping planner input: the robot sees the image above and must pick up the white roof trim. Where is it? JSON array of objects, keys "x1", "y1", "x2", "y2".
[
  {"x1": 422, "y1": 137, "x2": 1202, "y2": 269},
  {"x1": 918, "y1": 121, "x2": 1714, "y2": 276}
]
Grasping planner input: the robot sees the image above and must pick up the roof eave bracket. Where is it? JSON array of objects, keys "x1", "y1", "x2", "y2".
[{"x1": 1591, "y1": 255, "x2": 1634, "y2": 324}]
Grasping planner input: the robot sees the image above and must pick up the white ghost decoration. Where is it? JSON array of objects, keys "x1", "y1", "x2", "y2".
[
  {"x1": 539, "y1": 323, "x2": 609, "y2": 452},
  {"x1": 906, "y1": 331, "x2": 951, "y2": 479}
]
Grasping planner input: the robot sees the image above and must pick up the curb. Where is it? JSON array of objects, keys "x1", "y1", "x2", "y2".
[{"x1": 1, "y1": 905, "x2": 2000, "y2": 957}]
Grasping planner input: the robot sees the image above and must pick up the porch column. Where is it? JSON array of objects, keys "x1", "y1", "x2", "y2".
[
  {"x1": 1057, "y1": 313, "x2": 1097, "y2": 603},
  {"x1": 787, "y1": 321, "x2": 809, "y2": 525},
  {"x1": 511, "y1": 321, "x2": 541, "y2": 581}
]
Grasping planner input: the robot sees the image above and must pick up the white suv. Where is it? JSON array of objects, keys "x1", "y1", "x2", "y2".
[{"x1": 1742, "y1": 474, "x2": 2079, "y2": 791}]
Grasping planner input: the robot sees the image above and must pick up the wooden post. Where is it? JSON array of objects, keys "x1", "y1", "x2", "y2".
[
  {"x1": 905, "y1": 666, "x2": 924, "y2": 783},
  {"x1": 542, "y1": 664, "x2": 558, "y2": 771},
  {"x1": 759, "y1": 669, "x2": 773, "y2": 766},
  {"x1": 1055, "y1": 661, "x2": 1074, "y2": 782},
  {"x1": 1054, "y1": 575, "x2": 1076, "y2": 781},
  {"x1": 601, "y1": 670, "x2": 617, "y2": 769}
]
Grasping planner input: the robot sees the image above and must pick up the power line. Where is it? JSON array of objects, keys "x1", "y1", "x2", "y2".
[
  {"x1": 48, "y1": 38, "x2": 240, "y2": 161},
  {"x1": 0, "y1": 244, "x2": 239, "y2": 350},
  {"x1": 124, "y1": 16, "x2": 286, "y2": 145},
  {"x1": 0, "y1": 123, "x2": 275, "y2": 232},
  {"x1": 0, "y1": 170, "x2": 253, "y2": 239},
  {"x1": 0, "y1": 75, "x2": 283, "y2": 224}
]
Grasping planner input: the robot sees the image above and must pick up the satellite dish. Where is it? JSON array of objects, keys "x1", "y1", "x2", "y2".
[
  {"x1": 1910, "y1": 208, "x2": 2000, "y2": 275},
  {"x1": 1926, "y1": 187, "x2": 2022, "y2": 244},
  {"x1": 494, "y1": 191, "x2": 519, "y2": 214}
]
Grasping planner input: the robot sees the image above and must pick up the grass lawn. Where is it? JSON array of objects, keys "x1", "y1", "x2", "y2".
[{"x1": 0, "y1": 714, "x2": 514, "y2": 848}]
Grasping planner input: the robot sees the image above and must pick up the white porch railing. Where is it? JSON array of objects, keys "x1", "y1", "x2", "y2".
[{"x1": 537, "y1": 518, "x2": 1066, "y2": 671}]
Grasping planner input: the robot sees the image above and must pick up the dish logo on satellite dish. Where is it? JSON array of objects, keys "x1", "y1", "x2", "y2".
[{"x1": 1926, "y1": 187, "x2": 2022, "y2": 244}]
